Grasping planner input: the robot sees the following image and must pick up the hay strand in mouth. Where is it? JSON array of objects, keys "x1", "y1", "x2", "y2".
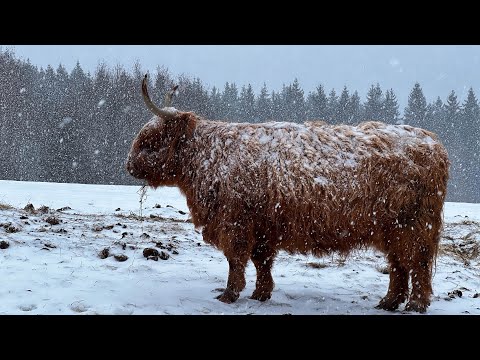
[{"x1": 137, "y1": 184, "x2": 148, "y2": 233}]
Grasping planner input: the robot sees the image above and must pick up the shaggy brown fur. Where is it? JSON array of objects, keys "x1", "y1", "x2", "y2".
[{"x1": 126, "y1": 88, "x2": 450, "y2": 313}]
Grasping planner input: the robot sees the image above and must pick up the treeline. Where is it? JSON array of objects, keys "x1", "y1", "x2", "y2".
[{"x1": 0, "y1": 48, "x2": 478, "y2": 202}]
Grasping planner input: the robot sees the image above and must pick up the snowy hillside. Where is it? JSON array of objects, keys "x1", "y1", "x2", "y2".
[{"x1": 0, "y1": 180, "x2": 479, "y2": 315}]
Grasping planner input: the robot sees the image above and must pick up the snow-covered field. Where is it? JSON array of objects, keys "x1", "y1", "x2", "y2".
[{"x1": 1, "y1": 179, "x2": 479, "y2": 315}]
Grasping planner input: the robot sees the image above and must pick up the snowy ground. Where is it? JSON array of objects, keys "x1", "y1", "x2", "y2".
[{"x1": 1, "y1": 180, "x2": 479, "y2": 315}]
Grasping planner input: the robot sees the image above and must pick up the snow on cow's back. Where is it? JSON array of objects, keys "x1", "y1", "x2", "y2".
[{"x1": 193, "y1": 119, "x2": 443, "y2": 188}]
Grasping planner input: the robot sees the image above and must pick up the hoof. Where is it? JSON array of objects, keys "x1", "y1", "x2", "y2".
[
  {"x1": 376, "y1": 292, "x2": 408, "y2": 311},
  {"x1": 376, "y1": 297, "x2": 401, "y2": 311},
  {"x1": 250, "y1": 290, "x2": 272, "y2": 302},
  {"x1": 215, "y1": 288, "x2": 239, "y2": 303},
  {"x1": 404, "y1": 300, "x2": 428, "y2": 313}
]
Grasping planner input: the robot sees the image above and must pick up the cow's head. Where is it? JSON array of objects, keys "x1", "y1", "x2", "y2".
[{"x1": 126, "y1": 75, "x2": 195, "y2": 188}]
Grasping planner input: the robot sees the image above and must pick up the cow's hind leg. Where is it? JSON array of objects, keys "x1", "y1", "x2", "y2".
[
  {"x1": 376, "y1": 252, "x2": 409, "y2": 311},
  {"x1": 404, "y1": 242, "x2": 435, "y2": 313},
  {"x1": 215, "y1": 230, "x2": 252, "y2": 304},
  {"x1": 250, "y1": 243, "x2": 276, "y2": 301}
]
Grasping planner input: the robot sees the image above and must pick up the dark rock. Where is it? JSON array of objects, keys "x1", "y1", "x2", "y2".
[
  {"x1": 38, "y1": 206, "x2": 50, "y2": 214},
  {"x1": 45, "y1": 216, "x2": 60, "y2": 225},
  {"x1": 99, "y1": 248, "x2": 110, "y2": 259},
  {"x1": 24, "y1": 203, "x2": 35, "y2": 213},
  {"x1": 155, "y1": 241, "x2": 165, "y2": 249},
  {"x1": 143, "y1": 248, "x2": 160, "y2": 258},
  {"x1": 114, "y1": 254, "x2": 128, "y2": 262},
  {"x1": 159, "y1": 251, "x2": 170, "y2": 260},
  {"x1": 4, "y1": 224, "x2": 20, "y2": 233},
  {"x1": 447, "y1": 290, "x2": 463, "y2": 298}
]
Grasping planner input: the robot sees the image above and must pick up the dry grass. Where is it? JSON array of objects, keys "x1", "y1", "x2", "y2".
[
  {"x1": 306, "y1": 262, "x2": 328, "y2": 269},
  {"x1": 114, "y1": 211, "x2": 145, "y2": 221},
  {"x1": 440, "y1": 223, "x2": 480, "y2": 265},
  {"x1": 440, "y1": 241, "x2": 480, "y2": 264},
  {"x1": 0, "y1": 202, "x2": 13, "y2": 210},
  {"x1": 114, "y1": 212, "x2": 191, "y2": 224}
]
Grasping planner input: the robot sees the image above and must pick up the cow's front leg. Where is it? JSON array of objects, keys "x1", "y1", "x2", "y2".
[{"x1": 216, "y1": 257, "x2": 248, "y2": 303}]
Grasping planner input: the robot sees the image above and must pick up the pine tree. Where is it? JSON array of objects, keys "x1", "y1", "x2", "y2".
[
  {"x1": 344, "y1": 90, "x2": 362, "y2": 125},
  {"x1": 111, "y1": 65, "x2": 138, "y2": 185},
  {"x1": 52, "y1": 64, "x2": 72, "y2": 182},
  {"x1": 383, "y1": 89, "x2": 400, "y2": 124},
  {"x1": 131, "y1": 60, "x2": 150, "y2": 131},
  {"x1": 288, "y1": 78, "x2": 306, "y2": 123},
  {"x1": 238, "y1": 84, "x2": 256, "y2": 121},
  {"x1": 175, "y1": 75, "x2": 208, "y2": 116},
  {"x1": 208, "y1": 86, "x2": 222, "y2": 120},
  {"x1": 275, "y1": 84, "x2": 290, "y2": 122},
  {"x1": 460, "y1": 88, "x2": 480, "y2": 202},
  {"x1": 221, "y1": 82, "x2": 238, "y2": 121},
  {"x1": 15, "y1": 60, "x2": 40, "y2": 181},
  {"x1": 271, "y1": 90, "x2": 283, "y2": 122},
  {"x1": 444, "y1": 90, "x2": 462, "y2": 200},
  {"x1": 337, "y1": 86, "x2": 350, "y2": 124},
  {"x1": 444, "y1": 90, "x2": 461, "y2": 143},
  {"x1": 404, "y1": 82, "x2": 427, "y2": 128},
  {"x1": 425, "y1": 97, "x2": 446, "y2": 140},
  {"x1": 364, "y1": 83, "x2": 384, "y2": 122},
  {"x1": 256, "y1": 83, "x2": 272, "y2": 122},
  {"x1": 153, "y1": 65, "x2": 174, "y2": 108},
  {"x1": 306, "y1": 84, "x2": 328, "y2": 121},
  {"x1": 38, "y1": 64, "x2": 58, "y2": 182},
  {"x1": 326, "y1": 89, "x2": 338, "y2": 123}
]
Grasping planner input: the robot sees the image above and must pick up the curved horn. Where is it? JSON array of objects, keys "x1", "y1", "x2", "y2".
[{"x1": 142, "y1": 74, "x2": 176, "y2": 120}]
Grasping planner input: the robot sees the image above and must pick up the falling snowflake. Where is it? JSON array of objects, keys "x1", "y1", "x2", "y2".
[{"x1": 59, "y1": 117, "x2": 73, "y2": 129}]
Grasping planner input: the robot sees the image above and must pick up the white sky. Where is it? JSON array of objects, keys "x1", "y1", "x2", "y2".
[
  {"x1": 4, "y1": 45, "x2": 480, "y2": 110},
  {"x1": 0, "y1": 180, "x2": 479, "y2": 314}
]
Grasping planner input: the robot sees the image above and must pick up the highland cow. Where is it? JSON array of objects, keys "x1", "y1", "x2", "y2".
[{"x1": 126, "y1": 75, "x2": 450, "y2": 313}]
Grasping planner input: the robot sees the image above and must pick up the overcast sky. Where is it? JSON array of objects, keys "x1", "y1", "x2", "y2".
[{"x1": 3, "y1": 45, "x2": 480, "y2": 110}]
